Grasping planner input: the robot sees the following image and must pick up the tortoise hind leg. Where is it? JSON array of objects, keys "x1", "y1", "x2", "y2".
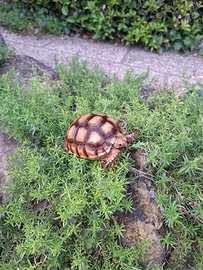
[{"x1": 101, "y1": 149, "x2": 120, "y2": 170}]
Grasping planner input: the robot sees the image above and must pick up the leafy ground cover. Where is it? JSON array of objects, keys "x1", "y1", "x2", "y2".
[
  {"x1": 0, "y1": 0, "x2": 203, "y2": 55},
  {"x1": 0, "y1": 43, "x2": 15, "y2": 64},
  {"x1": 0, "y1": 57, "x2": 202, "y2": 269},
  {"x1": 0, "y1": 1, "x2": 67, "y2": 36}
]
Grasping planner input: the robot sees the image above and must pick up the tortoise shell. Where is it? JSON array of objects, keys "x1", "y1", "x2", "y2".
[{"x1": 65, "y1": 114, "x2": 134, "y2": 169}]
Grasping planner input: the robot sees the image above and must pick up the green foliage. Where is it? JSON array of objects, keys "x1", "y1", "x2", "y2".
[
  {"x1": 0, "y1": 2, "x2": 65, "y2": 35},
  {"x1": 0, "y1": 43, "x2": 15, "y2": 64},
  {"x1": 0, "y1": 57, "x2": 202, "y2": 268},
  {"x1": 1, "y1": 0, "x2": 203, "y2": 54},
  {"x1": 199, "y1": 47, "x2": 203, "y2": 56}
]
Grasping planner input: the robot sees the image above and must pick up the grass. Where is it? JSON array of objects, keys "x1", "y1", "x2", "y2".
[{"x1": 0, "y1": 56, "x2": 202, "y2": 269}]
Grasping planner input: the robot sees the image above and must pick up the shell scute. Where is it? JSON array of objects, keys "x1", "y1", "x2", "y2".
[
  {"x1": 85, "y1": 146, "x2": 97, "y2": 159},
  {"x1": 100, "y1": 121, "x2": 116, "y2": 137},
  {"x1": 102, "y1": 142, "x2": 112, "y2": 154},
  {"x1": 107, "y1": 117, "x2": 124, "y2": 134},
  {"x1": 77, "y1": 145, "x2": 88, "y2": 158},
  {"x1": 71, "y1": 143, "x2": 79, "y2": 157},
  {"x1": 106, "y1": 135, "x2": 116, "y2": 145},
  {"x1": 87, "y1": 116, "x2": 105, "y2": 128},
  {"x1": 77, "y1": 114, "x2": 93, "y2": 126},
  {"x1": 107, "y1": 117, "x2": 117, "y2": 126},
  {"x1": 75, "y1": 127, "x2": 88, "y2": 145},
  {"x1": 87, "y1": 131, "x2": 105, "y2": 147},
  {"x1": 67, "y1": 143, "x2": 74, "y2": 155},
  {"x1": 96, "y1": 145, "x2": 106, "y2": 157},
  {"x1": 67, "y1": 125, "x2": 77, "y2": 143}
]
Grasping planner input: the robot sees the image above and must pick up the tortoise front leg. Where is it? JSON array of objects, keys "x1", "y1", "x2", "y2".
[
  {"x1": 101, "y1": 149, "x2": 120, "y2": 170},
  {"x1": 125, "y1": 133, "x2": 135, "y2": 143}
]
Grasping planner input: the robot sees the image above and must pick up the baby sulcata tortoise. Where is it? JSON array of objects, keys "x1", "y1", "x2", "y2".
[{"x1": 65, "y1": 114, "x2": 135, "y2": 169}]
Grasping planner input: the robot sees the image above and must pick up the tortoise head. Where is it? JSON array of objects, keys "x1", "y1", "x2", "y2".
[{"x1": 114, "y1": 135, "x2": 127, "y2": 149}]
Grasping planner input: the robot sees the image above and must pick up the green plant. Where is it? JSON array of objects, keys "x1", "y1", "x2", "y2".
[
  {"x1": 1, "y1": 0, "x2": 203, "y2": 54},
  {"x1": 0, "y1": 43, "x2": 15, "y2": 64},
  {"x1": 0, "y1": 2, "x2": 65, "y2": 35},
  {"x1": 0, "y1": 57, "x2": 202, "y2": 268}
]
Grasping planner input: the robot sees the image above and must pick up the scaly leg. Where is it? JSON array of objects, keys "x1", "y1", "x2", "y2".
[
  {"x1": 101, "y1": 149, "x2": 120, "y2": 170},
  {"x1": 125, "y1": 133, "x2": 135, "y2": 143}
]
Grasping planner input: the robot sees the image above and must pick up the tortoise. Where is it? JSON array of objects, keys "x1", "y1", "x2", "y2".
[{"x1": 64, "y1": 114, "x2": 135, "y2": 169}]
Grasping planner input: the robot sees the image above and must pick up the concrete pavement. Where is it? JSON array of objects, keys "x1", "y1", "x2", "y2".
[{"x1": 1, "y1": 26, "x2": 203, "y2": 91}]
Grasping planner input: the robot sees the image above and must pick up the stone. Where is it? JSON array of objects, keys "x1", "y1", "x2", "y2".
[
  {"x1": 0, "y1": 55, "x2": 58, "y2": 84},
  {"x1": 0, "y1": 129, "x2": 17, "y2": 202},
  {"x1": 130, "y1": 148, "x2": 148, "y2": 170},
  {"x1": 82, "y1": 34, "x2": 89, "y2": 40},
  {"x1": 74, "y1": 33, "x2": 81, "y2": 38},
  {"x1": 114, "y1": 149, "x2": 168, "y2": 268},
  {"x1": 0, "y1": 32, "x2": 6, "y2": 47}
]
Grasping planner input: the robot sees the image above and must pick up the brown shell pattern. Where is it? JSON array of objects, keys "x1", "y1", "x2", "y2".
[{"x1": 65, "y1": 114, "x2": 124, "y2": 160}]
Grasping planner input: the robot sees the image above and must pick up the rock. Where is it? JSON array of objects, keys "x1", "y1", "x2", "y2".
[
  {"x1": 74, "y1": 33, "x2": 81, "y2": 38},
  {"x1": 0, "y1": 30, "x2": 58, "y2": 83},
  {"x1": 0, "y1": 55, "x2": 58, "y2": 84},
  {"x1": 140, "y1": 86, "x2": 155, "y2": 100},
  {"x1": 130, "y1": 148, "x2": 148, "y2": 170},
  {"x1": 82, "y1": 34, "x2": 89, "y2": 40},
  {"x1": 0, "y1": 129, "x2": 17, "y2": 202},
  {"x1": 31, "y1": 198, "x2": 49, "y2": 215},
  {"x1": 114, "y1": 149, "x2": 168, "y2": 268},
  {"x1": 0, "y1": 32, "x2": 6, "y2": 47}
]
